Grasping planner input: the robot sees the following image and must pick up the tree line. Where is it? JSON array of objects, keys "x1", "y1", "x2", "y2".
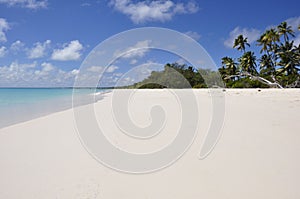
[
  {"x1": 219, "y1": 21, "x2": 300, "y2": 88},
  {"x1": 127, "y1": 63, "x2": 222, "y2": 89},
  {"x1": 126, "y1": 21, "x2": 300, "y2": 89}
]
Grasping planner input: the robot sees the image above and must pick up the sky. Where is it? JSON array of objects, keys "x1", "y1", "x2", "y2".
[{"x1": 0, "y1": 0, "x2": 299, "y2": 87}]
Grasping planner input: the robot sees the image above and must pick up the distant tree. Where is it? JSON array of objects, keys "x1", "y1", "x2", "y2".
[{"x1": 125, "y1": 63, "x2": 220, "y2": 89}]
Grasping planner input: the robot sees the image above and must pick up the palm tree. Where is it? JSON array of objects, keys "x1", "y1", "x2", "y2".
[
  {"x1": 233, "y1": 35, "x2": 250, "y2": 53},
  {"x1": 221, "y1": 56, "x2": 237, "y2": 75},
  {"x1": 277, "y1": 22, "x2": 295, "y2": 42},
  {"x1": 257, "y1": 28, "x2": 280, "y2": 77},
  {"x1": 239, "y1": 51, "x2": 258, "y2": 74},
  {"x1": 259, "y1": 54, "x2": 275, "y2": 77},
  {"x1": 277, "y1": 41, "x2": 299, "y2": 76},
  {"x1": 257, "y1": 28, "x2": 280, "y2": 53}
]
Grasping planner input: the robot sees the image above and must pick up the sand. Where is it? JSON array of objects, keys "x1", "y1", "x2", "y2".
[{"x1": 0, "y1": 89, "x2": 300, "y2": 199}]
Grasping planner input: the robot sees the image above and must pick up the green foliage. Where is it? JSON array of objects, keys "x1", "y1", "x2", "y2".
[
  {"x1": 221, "y1": 21, "x2": 300, "y2": 88},
  {"x1": 126, "y1": 63, "x2": 220, "y2": 89},
  {"x1": 226, "y1": 78, "x2": 269, "y2": 88},
  {"x1": 124, "y1": 21, "x2": 300, "y2": 89}
]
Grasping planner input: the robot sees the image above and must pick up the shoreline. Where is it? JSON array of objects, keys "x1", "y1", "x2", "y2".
[
  {"x1": 0, "y1": 89, "x2": 111, "y2": 129},
  {"x1": 1, "y1": 88, "x2": 299, "y2": 130}
]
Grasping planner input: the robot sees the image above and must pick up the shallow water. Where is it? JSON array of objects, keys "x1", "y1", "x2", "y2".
[{"x1": 0, "y1": 88, "x2": 108, "y2": 128}]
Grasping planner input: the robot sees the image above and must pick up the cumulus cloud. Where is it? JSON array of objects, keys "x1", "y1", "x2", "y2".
[
  {"x1": 34, "y1": 63, "x2": 78, "y2": 86},
  {"x1": 41, "y1": 62, "x2": 54, "y2": 72},
  {"x1": 106, "y1": 65, "x2": 119, "y2": 73},
  {"x1": 0, "y1": 61, "x2": 78, "y2": 87},
  {"x1": 10, "y1": 40, "x2": 25, "y2": 52},
  {"x1": 51, "y1": 40, "x2": 83, "y2": 61},
  {"x1": 87, "y1": 66, "x2": 104, "y2": 73},
  {"x1": 0, "y1": 61, "x2": 37, "y2": 85},
  {"x1": 27, "y1": 40, "x2": 51, "y2": 59},
  {"x1": 86, "y1": 65, "x2": 119, "y2": 73},
  {"x1": 114, "y1": 40, "x2": 151, "y2": 59},
  {"x1": 0, "y1": 18, "x2": 10, "y2": 43},
  {"x1": 224, "y1": 27, "x2": 261, "y2": 48},
  {"x1": 0, "y1": 0, "x2": 47, "y2": 9},
  {"x1": 109, "y1": 0, "x2": 198, "y2": 24},
  {"x1": 184, "y1": 31, "x2": 201, "y2": 41},
  {"x1": 0, "y1": 46, "x2": 7, "y2": 57}
]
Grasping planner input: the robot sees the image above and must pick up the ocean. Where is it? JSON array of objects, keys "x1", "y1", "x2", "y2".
[{"x1": 0, "y1": 88, "x2": 108, "y2": 128}]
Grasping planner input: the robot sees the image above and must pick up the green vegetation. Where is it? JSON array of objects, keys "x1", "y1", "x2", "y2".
[
  {"x1": 124, "y1": 21, "x2": 299, "y2": 89},
  {"x1": 219, "y1": 21, "x2": 300, "y2": 88},
  {"x1": 127, "y1": 63, "x2": 222, "y2": 89}
]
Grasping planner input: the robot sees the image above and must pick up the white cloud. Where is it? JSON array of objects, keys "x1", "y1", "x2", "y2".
[
  {"x1": 0, "y1": 46, "x2": 7, "y2": 57},
  {"x1": 71, "y1": 69, "x2": 79, "y2": 76},
  {"x1": 27, "y1": 40, "x2": 51, "y2": 59},
  {"x1": 34, "y1": 62, "x2": 55, "y2": 77},
  {"x1": 10, "y1": 40, "x2": 25, "y2": 52},
  {"x1": 87, "y1": 66, "x2": 104, "y2": 73},
  {"x1": 0, "y1": 0, "x2": 47, "y2": 9},
  {"x1": 184, "y1": 31, "x2": 201, "y2": 41},
  {"x1": 285, "y1": 16, "x2": 300, "y2": 46},
  {"x1": 224, "y1": 27, "x2": 261, "y2": 48},
  {"x1": 0, "y1": 18, "x2": 10, "y2": 43},
  {"x1": 86, "y1": 65, "x2": 118, "y2": 73},
  {"x1": 130, "y1": 59, "x2": 138, "y2": 65},
  {"x1": 0, "y1": 61, "x2": 37, "y2": 85},
  {"x1": 0, "y1": 61, "x2": 78, "y2": 87},
  {"x1": 109, "y1": 0, "x2": 198, "y2": 24},
  {"x1": 51, "y1": 40, "x2": 83, "y2": 61},
  {"x1": 114, "y1": 40, "x2": 151, "y2": 59},
  {"x1": 106, "y1": 65, "x2": 119, "y2": 73},
  {"x1": 294, "y1": 35, "x2": 300, "y2": 46},
  {"x1": 41, "y1": 62, "x2": 54, "y2": 72},
  {"x1": 286, "y1": 16, "x2": 300, "y2": 31}
]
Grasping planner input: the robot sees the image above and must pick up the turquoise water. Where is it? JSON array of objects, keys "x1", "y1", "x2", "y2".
[{"x1": 0, "y1": 88, "x2": 108, "y2": 128}]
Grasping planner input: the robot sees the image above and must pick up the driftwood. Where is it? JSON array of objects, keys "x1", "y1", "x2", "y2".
[
  {"x1": 286, "y1": 77, "x2": 300, "y2": 88},
  {"x1": 224, "y1": 72, "x2": 283, "y2": 88}
]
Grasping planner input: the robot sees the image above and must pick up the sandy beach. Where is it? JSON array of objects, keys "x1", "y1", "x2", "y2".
[{"x1": 0, "y1": 89, "x2": 300, "y2": 199}]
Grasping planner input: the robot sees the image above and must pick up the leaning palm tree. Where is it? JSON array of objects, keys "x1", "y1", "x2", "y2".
[
  {"x1": 233, "y1": 35, "x2": 250, "y2": 53},
  {"x1": 259, "y1": 54, "x2": 276, "y2": 77},
  {"x1": 277, "y1": 22, "x2": 295, "y2": 42},
  {"x1": 223, "y1": 51, "x2": 283, "y2": 88}
]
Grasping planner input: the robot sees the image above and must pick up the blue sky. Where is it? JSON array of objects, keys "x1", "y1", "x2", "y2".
[{"x1": 0, "y1": 0, "x2": 299, "y2": 87}]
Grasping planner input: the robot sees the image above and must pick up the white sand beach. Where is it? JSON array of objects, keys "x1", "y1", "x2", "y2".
[{"x1": 0, "y1": 89, "x2": 300, "y2": 199}]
